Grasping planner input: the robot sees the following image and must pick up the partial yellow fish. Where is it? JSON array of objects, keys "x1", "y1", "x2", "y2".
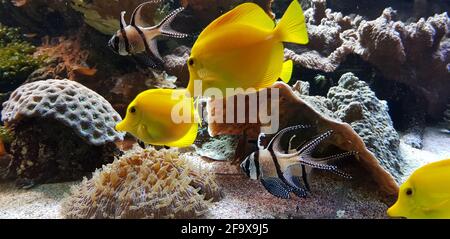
[
  {"x1": 387, "y1": 158, "x2": 450, "y2": 219},
  {"x1": 186, "y1": 0, "x2": 308, "y2": 97},
  {"x1": 115, "y1": 89, "x2": 198, "y2": 148}
]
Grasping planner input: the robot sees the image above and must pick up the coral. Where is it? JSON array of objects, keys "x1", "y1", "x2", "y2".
[
  {"x1": 61, "y1": 146, "x2": 222, "y2": 219},
  {"x1": 1, "y1": 79, "x2": 124, "y2": 186},
  {"x1": 327, "y1": 73, "x2": 403, "y2": 182},
  {"x1": 286, "y1": 0, "x2": 450, "y2": 119},
  {"x1": 0, "y1": 25, "x2": 43, "y2": 92},
  {"x1": 2, "y1": 79, "x2": 124, "y2": 145},
  {"x1": 71, "y1": 0, "x2": 169, "y2": 35},
  {"x1": 0, "y1": 125, "x2": 13, "y2": 144},
  {"x1": 206, "y1": 75, "x2": 399, "y2": 195},
  {"x1": 29, "y1": 35, "x2": 91, "y2": 82}
]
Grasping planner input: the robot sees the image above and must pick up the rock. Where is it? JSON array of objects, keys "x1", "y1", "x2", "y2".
[{"x1": 327, "y1": 73, "x2": 403, "y2": 183}]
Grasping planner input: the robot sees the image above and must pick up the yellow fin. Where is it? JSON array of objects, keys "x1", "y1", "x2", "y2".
[
  {"x1": 166, "y1": 121, "x2": 198, "y2": 148},
  {"x1": 280, "y1": 60, "x2": 293, "y2": 83},
  {"x1": 275, "y1": 0, "x2": 309, "y2": 44},
  {"x1": 198, "y1": 3, "x2": 275, "y2": 40},
  {"x1": 254, "y1": 43, "x2": 284, "y2": 89}
]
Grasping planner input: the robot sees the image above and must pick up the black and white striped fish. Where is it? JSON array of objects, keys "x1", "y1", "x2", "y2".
[
  {"x1": 240, "y1": 124, "x2": 355, "y2": 199},
  {"x1": 108, "y1": 1, "x2": 188, "y2": 67}
]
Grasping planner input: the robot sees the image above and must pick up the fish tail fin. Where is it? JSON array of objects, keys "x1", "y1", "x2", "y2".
[
  {"x1": 280, "y1": 60, "x2": 293, "y2": 83},
  {"x1": 157, "y1": 7, "x2": 189, "y2": 38},
  {"x1": 274, "y1": 0, "x2": 309, "y2": 44}
]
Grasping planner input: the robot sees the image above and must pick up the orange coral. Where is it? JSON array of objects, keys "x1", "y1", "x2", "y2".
[{"x1": 33, "y1": 34, "x2": 91, "y2": 81}]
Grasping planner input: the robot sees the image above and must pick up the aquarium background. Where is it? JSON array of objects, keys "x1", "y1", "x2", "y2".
[{"x1": 0, "y1": 0, "x2": 449, "y2": 219}]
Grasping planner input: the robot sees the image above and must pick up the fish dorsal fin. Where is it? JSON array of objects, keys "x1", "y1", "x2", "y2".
[
  {"x1": 131, "y1": 1, "x2": 161, "y2": 27},
  {"x1": 157, "y1": 7, "x2": 189, "y2": 38},
  {"x1": 279, "y1": 60, "x2": 293, "y2": 84},
  {"x1": 198, "y1": 3, "x2": 275, "y2": 40},
  {"x1": 120, "y1": 11, "x2": 127, "y2": 30}
]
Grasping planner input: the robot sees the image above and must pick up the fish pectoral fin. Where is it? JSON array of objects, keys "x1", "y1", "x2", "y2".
[
  {"x1": 165, "y1": 122, "x2": 198, "y2": 148},
  {"x1": 260, "y1": 177, "x2": 291, "y2": 199},
  {"x1": 279, "y1": 60, "x2": 293, "y2": 84},
  {"x1": 198, "y1": 3, "x2": 274, "y2": 40}
]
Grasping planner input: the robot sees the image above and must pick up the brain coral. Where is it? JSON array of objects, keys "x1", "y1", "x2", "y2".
[
  {"x1": 61, "y1": 146, "x2": 222, "y2": 219},
  {"x1": 1, "y1": 79, "x2": 124, "y2": 146}
]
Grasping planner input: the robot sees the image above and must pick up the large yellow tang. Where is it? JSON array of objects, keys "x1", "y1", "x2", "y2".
[
  {"x1": 186, "y1": 0, "x2": 308, "y2": 97},
  {"x1": 387, "y1": 158, "x2": 450, "y2": 219},
  {"x1": 115, "y1": 89, "x2": 198, "y2": 148}
]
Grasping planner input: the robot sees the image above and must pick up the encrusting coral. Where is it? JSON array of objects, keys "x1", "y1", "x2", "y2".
[
  {"x1": 1, "y1": 79, "x2": 124, "y2": 186},
  {"x1": 285, "y1": 0, "x2": 450, "y2": 119},
  {"x1": 207, "y1": 73, "x2": 400, "y2": 195},
  {"x1": 61, "y1": 146, "x2": 222, "y2": 219}
]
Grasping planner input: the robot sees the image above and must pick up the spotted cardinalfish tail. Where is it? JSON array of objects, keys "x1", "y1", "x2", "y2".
[{"x1": 274, "y1": 0, "x2": 309, "y2": 45}]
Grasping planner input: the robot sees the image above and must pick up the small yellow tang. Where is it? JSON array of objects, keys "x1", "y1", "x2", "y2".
[
  {"x1": 115, "y1": 89, "x2": 198, "y2": 148},
  {"x1": 186, "y1": 0, "x2": 308, "y2": 96},
  {"x1": 387, "y1": 158, "x2": 450, "y2": 219}
]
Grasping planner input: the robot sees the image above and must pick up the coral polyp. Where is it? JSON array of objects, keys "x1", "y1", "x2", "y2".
[{"x1": 61, "y1": 147, "x2": 222, "y2": 219}]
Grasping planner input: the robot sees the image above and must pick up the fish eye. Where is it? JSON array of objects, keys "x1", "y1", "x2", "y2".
[
  {"x1": 188, "y1": 58, "x2": 195, "y2": 66},
  {"x1": 130, "y1": 106, "x2": 136, "y2": 113},
  {"x1": 405, "y1": 188, "x2": 413, "y2": 196}
]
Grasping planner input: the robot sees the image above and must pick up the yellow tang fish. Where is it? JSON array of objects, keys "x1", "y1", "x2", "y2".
[
  {"x1": 186, "y1": 0, "x2": 308, "y2": 97},
  {"x1": 387, "y1": 158, "x2": 450, "y2": 219},
  {"x1": 115, "y1": 89, "x2": 199, "y2": 148}
]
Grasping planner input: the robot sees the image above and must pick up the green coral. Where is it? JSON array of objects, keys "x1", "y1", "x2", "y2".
[
  {"x1": 0, "y1": 126, "x2": 13, "y2": 144},
  {"x1": 0, "y1": 25, "x2": 43, "y2": 91}
]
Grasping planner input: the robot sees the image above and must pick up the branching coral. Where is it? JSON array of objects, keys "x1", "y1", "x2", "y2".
[
  {"x1": 61, "y1": 146, "x2": 222, "y2": 219},
  {"x1": 0, "y1": 25, "x2": 43, "y2": 92},
  {"x1": 286, "y1": 0, "x2": 450, "y2": 118}
]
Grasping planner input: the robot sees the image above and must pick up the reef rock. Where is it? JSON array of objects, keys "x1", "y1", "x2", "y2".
[
  {"x1": 327, "y1": 73, "x2": 403, "y2": 182},
  {"x1": 1, "y1": 79, "x2": 124, "y2": 186},
  {"x1": 207, "y1": 74, "x2": 400, "y2": 195},
  {"x1": 61, "y1": 146, "x2": 222, "y2": 219},
  {"x1": 286, "y1": 0, "x2": 450, "y2": 119}
]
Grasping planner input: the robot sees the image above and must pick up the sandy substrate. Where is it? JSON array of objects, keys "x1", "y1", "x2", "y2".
[{"x1": 0, "y1": 127, "x2": 448, "y2": 219}]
